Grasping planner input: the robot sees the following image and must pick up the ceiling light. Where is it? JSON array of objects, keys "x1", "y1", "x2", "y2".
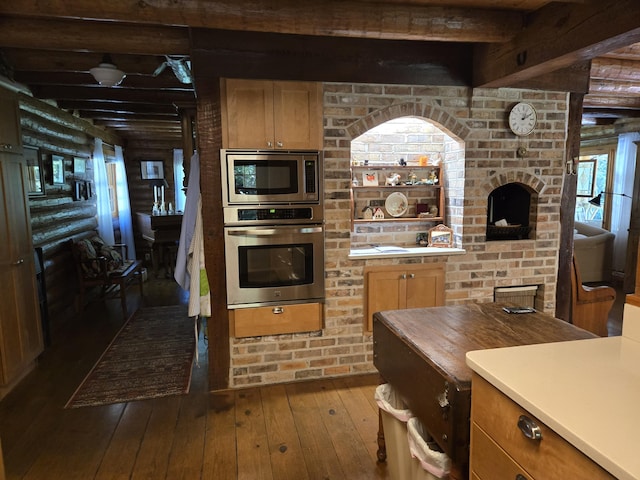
[{"x1": 89, "y1": 54, "x2": 126, "y2": 87}]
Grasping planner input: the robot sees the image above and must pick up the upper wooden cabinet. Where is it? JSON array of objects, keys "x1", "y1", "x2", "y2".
[
  {"x1": 221, "y1": 79, "x2": 323, "y2": 150},
  {"x1": 0, "y1": 88, "x2": 22, "y2": 155}
]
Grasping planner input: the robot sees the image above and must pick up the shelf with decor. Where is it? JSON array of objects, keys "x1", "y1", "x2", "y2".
[{"x1": 350, "y1": 164, "x2": 445, "y2": 230}]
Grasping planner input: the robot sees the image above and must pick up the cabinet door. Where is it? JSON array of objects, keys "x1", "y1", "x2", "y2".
[
  {"x1": 0, "y1": 153, "x2": 43, "y2": 386},
  {"x1": 273, "y1": 81, "x2": 322, "y2": 150},
  {"x1": 222, "y1": 79, "x2": 274, "y2": 149},
  {"x1": 405, "y1": 265, "x2": 445, "y2": 309},
  {"x1": 0, "y1": 89, "x2": 22, "y2": 155},
  {"x1": 365, "y1": 269, "x2": 405, "y2": 331}
]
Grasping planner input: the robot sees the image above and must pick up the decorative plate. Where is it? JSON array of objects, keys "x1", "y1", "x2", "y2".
[{"x1": 385, "y1": 192, "x2": 408, "y2": 217}]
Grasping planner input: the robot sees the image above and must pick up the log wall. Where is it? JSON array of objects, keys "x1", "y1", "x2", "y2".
[{"x1": 17, "y1": 94, "x2": 183, "y2": 338}]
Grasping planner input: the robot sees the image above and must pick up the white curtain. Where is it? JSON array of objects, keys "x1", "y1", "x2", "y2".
[
  {"x1": 114, "y1": 145, "x2": 136, "y2": 259},
  {"x1": 93, "y1": 138, "x2": 115, "y2": 245},
  {"x1": 611, "y1": 132, "x2": 640, "y2": 272},
  {"x1": 173, "y1": 149, "x2": 187, "y2": 213}
]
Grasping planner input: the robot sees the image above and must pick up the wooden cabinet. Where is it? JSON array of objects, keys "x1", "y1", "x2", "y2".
[
  {"x1": 470, "y1": 373, "x2": 614, "y2": 480},
  {"x1": 221, "y1": 78, "x2": 323, "y2": 150},
  {"x1": 364, "y1": 263, "x2": 445, "y2": 331},
  {"x1": 230, "y1": 302, "x2": 323, "y2": 338},
  {"x1": 0, "y1": 88, "x2": 43, "y2": 398},
  {"x1": 0, "y1": 88, "x2": 22, "y2": 155},
  {"x1": 350, "y1": 165, "x2": 444, "y2": 230}
]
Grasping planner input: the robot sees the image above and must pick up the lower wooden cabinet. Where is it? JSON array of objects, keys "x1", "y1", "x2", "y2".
[
  {"x1": 470, "y1": 373, "x2": 614, "y2": 480},
  {"x1": 229, "y1": 302, "x2": 323, "y2": 338},
  {"x1": 364, "y1": 263, "x2": 445, "y2": 331}
]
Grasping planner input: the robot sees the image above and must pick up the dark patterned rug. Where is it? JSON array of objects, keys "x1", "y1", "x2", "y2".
[{"x1": 66, "y1": 305, "x2": 196, "y2": 408}]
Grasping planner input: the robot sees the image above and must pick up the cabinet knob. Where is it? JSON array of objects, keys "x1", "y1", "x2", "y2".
[
  {"x1": 400, "y1": 273, "x2": 407, "y2": 279},
  {"x1": 267, "y1": 141, "x2": 273, "y2": 148},
  {"x1": 1, "y1": 143, "x2": 12, "y2": 150},
  {"x1": 272, "y1": 306, "x2": 284, "y2": 314},
  {"x1": 515, "y1": 475, "x2": 527, "y2": 480},
  {"x1": 409, "y1": 273, "x2": 415, "y2": 279},
  {"x1": 13, "y1": 258, "x2": 24, "y2": 266},
  {"x1": 517, "y1": 415, "x2": 542, "y2": 441},
  {"x1": 276, "y1": 141, "x2": 283, "y2": 148}
]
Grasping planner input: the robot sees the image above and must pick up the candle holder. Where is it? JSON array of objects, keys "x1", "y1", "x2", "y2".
[
  {"x1": 159, "y1": 202, "x2": 167, "y2": 215},
  {"x1": 152, "y1": 202, "x2": 160, "y2": 216}
]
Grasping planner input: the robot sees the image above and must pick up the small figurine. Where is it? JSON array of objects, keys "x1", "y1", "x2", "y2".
[
  {"x1": 373, "y1": 207, "x2": 385, "y2": 219},
  {"x1": 385, "y1": 173, "x2": 401, "y2": 186}
]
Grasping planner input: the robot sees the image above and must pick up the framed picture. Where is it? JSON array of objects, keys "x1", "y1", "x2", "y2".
[
  {"x1": 73, "y1": 157, "x2": 86, "y2": 175},
  {"x1": 428, "y1": 224, "x2": 453, "y2": 248},
  {"x1": 576, "y1": 159, "x2": 596, "y2": 197},
  {"x1": 140, "y1": 160, "x2": 164, "y2": 180},
  {"x1": 24, "y1": 146, "x2": 45, "y2": 196},
  {"x1": 52, "y1": 155, "x2": 65, "y2": 184},
  {"x1": 362, "y1": 171, "x2": 378, "y2": 186}
]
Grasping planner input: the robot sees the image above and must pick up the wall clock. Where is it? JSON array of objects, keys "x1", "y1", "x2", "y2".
[{"x1": 508, "y1": 102, "x2": 537, "y2": 136}]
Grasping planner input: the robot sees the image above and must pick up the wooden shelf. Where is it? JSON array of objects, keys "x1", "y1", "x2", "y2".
[
  {"x1": 352, "y1": 184, "x2": 441, "y2": 190},
  {"x1": 353, "y1": 217, "x2": 443, "y2": 224}
]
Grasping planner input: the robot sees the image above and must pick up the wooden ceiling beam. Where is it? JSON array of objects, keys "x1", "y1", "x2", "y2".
[
  {"x1": 14, "y1": 71, "x2": 188, "y2": 89},
  {"x1": 1, "y1": 0, "x2": 522, "y2": 43},
  {"x1": 473, "y1": 0, "x2": 640, "y2": 88},
  {"x1": 56, "y1": 100, "x2": 178, "y2": 115},
  {"x1": 191, "y1": 28, "x2": 472, "y2": 85},
  {"x1": 583, "y1": 94, "x2": 640, "y2": 109},
  {"x1": 30, "y1": 85, "x2": 195, "y2": 104},
  {"x1": 2, "y1": 49, "x2": 169, "y2": 76},
  {"x1": 0, "y1": 17, "x2": 189, "y2": 55}
]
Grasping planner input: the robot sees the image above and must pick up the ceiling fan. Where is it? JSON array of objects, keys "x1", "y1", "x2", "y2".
[{"x1": 153, "y1": 55, "x2": 193, "y2": 84}]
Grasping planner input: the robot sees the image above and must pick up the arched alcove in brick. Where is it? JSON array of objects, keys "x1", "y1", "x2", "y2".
[{"x1": 345, "y1": 101, "x2": 467, "y2": 248}]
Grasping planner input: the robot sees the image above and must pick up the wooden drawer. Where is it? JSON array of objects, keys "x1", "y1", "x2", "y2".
[
  {"x1": 470, "y1": 423, "x2": 532, "y2": 480},
  {"x1": 230, "y1": 302, "x2": 322, "y2": 338},
  {"x1": 471, "y1": 374, "x2": 614, "y2": 479}
]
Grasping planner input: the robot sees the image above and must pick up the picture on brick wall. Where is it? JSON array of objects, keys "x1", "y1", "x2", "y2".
[
  {"x1": 362, "y1": 171, "x2": 378, "y2": 186},
  {"x1": 428, "y1": 224, "x2": 453, "y2": 248}
]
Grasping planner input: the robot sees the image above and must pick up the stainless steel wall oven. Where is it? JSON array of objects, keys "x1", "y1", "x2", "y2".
[{"x1": 222, "y1": 150, "x2": 324, "y2": 309}]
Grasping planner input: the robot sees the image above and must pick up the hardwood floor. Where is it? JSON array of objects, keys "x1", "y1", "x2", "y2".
[{"x1": 0, "y1": 276, "x2": 388, "y2": 479}]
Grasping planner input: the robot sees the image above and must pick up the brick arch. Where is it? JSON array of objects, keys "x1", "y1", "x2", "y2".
[
  {"x1": 483, "y1": 171, "x2": 547, "y2": 195},
  {"x1": 345, "y1": 101, "x2": 469, "y2": 141}
]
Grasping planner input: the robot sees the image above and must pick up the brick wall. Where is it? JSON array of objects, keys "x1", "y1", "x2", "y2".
[{"x1": 229, "y1": 82, "x2": 569, "y2": 388}]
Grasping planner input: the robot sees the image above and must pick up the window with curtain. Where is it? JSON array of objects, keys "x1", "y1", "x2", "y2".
[{"x1": 173, "y1": 149, "x2": 187, "y2": 213}]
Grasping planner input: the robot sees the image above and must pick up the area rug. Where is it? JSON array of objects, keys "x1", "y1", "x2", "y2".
[{"x1": 66, "y1": 305, "x2": 196, "y2": 408}]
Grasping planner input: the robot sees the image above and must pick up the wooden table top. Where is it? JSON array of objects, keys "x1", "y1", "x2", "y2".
[{"x1": 374, "y1": 302, "x2": 597, "y2": 388}]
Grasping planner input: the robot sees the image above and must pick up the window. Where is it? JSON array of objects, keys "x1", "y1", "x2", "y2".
[
  {"x1": 106, "y1": 162, "x2": 118, "y2": 217},
  {"x1": 574, "y1": 147, "x2": 615, "y2": 229}
]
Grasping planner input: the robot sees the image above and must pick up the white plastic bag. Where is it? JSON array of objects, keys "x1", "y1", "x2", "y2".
[{"x1": 407, "y1": 417, "x2": 451, "y2": 478}]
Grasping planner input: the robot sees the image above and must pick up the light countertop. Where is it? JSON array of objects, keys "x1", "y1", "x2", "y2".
[
  {"x1": 466, "y1": 335, "x2": 640, "y2": 480},
  {"x1": 348, "y1": 245, "x2": 466, "y2": 259}
]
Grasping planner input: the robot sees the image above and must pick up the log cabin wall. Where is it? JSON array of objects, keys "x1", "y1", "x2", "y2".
[{"x1": 18, "y1": 94, "x2": 121, "y2": 336}]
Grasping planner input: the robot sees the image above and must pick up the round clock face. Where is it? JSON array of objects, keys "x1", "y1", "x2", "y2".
[{"x1": 508, "y1": 102, "x2": 537, "y2": 136}]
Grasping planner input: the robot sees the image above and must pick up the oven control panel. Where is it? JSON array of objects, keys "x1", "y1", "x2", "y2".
[{"x1": 223, "y1": 205, "x2": 323, "y2": 225}]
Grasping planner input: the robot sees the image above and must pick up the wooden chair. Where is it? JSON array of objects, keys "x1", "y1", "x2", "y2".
[
  {"x1": 70, "y1": 238, "x2": 144, "y2": 319},
  {"x1": 570, "y1": 255, "x2": 615, "y2": 336}
]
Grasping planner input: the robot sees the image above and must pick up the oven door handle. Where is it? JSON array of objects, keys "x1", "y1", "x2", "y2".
[{"x1": 227, "y1": 226, "x2": 323, "y2": 237}]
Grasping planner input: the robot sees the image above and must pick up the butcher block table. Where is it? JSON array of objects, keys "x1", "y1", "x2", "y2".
[{"x1": 372, "y1": 303, "x2": 597, "y2": 479}]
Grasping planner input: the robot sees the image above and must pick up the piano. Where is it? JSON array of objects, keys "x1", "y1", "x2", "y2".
[{"x1": 136, "y1": 212, "x2": 183, "y2": 277}]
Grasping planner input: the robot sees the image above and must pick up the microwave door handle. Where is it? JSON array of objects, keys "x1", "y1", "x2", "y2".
[{"x1": 227, "y1": 226, "x2": 323, "y2": 237}]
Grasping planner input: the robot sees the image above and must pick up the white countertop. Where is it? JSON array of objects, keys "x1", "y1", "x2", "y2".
[
  {"x1": 466, "y1": 335, "x2": 640, "y2": 480},
  {"x1": 348, "y1": 245, "x2": 466, "y2": 259}
]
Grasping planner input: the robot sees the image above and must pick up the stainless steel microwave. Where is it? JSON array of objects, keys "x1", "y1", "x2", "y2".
[{"x1": 221, "y1": 149, "x2": 322, "y2": 206}]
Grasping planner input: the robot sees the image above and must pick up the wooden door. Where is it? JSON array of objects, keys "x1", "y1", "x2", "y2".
[
  {"x1": 222, "y1": 79, "x2": 274, "y2": 149},
  {"x1": 273, "y1": 81, "x2": 323, "y2": 150},
  {"x1": 0, "y1": 152, "x2": 43, "y2": 387},
  {"x1": 365, "y1": 268, "x2": 405, "y2": 331},
  {"x1": 405, "y1": 264, "x2": 445, "y2": 309}
]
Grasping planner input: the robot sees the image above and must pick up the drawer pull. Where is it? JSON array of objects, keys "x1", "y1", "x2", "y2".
[
  {"x1": 518, "y1": 415, "x2": 542, "y2": 441},
  {"x1": 272, "y1": 307, "x2": 284, "y2": 314}
]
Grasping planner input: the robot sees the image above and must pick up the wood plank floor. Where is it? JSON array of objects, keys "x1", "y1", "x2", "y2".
[{"x1": 0, "y1": 276, "x2": 389, "y2": 479}]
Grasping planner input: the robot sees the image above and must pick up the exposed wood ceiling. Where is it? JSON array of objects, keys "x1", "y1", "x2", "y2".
[{"x1": 1, "y1": 0, "x2": 639, "y2": 146}]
